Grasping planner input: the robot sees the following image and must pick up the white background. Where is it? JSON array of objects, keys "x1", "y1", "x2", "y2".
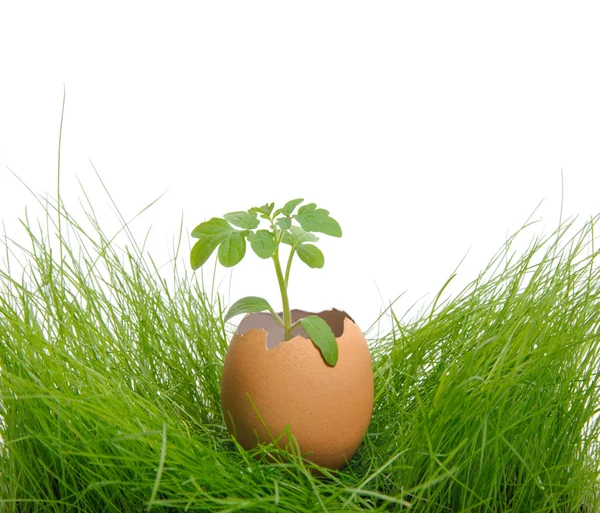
[{"x1": 1, "y1": 2, "x2": 599, "y2": 334}]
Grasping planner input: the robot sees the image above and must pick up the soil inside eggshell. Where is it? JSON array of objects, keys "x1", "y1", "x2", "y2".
[{"x1": 236, "y1": 308, "x2": 356, "y2": 349}]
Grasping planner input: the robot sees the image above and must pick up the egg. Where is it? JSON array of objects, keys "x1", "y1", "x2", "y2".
[{"x1": 221, "y1": 309, "x2": 374, "y2": 470}]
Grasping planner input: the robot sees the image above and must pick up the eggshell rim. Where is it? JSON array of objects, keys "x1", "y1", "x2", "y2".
[{"x1": 234, "y1": 309, "x2": 358, "y2": 351}]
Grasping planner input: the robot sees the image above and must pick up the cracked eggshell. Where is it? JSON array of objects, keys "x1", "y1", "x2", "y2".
[{"x1": 221, "y1": 309, "x2": 374, "y2": 470}]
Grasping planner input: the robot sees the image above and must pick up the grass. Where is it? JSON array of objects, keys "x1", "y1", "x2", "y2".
[{"x1": 1, "y1": 184, "x2": 599, "y2": 512}]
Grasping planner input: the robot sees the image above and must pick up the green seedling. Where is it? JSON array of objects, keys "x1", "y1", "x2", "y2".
[{"x1": 190, "y1": 199, "x2": 342, "y2": 366}]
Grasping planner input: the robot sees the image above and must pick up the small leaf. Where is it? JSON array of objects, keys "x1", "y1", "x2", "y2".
[
  {"x1": 282, "y1": 198, "x2": 304, "y2": 216},
  {"x1": 218, "y1": 231, "x2": 246, "y2": 267},
  {"x1": 296, "y1": 244, "x2": 324, "y2": 268},
  {"x1": 224, "y1": 296, "x2": 280, "y2": 323},
  {"x1": 254, "y1": 202, "x2": 274, "y2": 215},
  {"x1": 247, "y1": 230, "x2": 277, "y2": 259},
  {"x1": 248, "y1": 205, "x2": 273, "y2": 218},
  {"x1": 191, "y1": 217, "x2": 232, "y2": 238},
  {"x1": 224, "y1": 211, "x2": 260, "y2": 230},
  {"x1": 276, "y1": 217, "x2": 292, "y2": 230},
  {"x1": 297, "y1": 203, "x2": 317, "y2": 215},
  {"x1": 295, "y1": 209, "x2": 342, "y2": 237},
  {"x1": 282, "y1": 225, "x2": 319, "y2": 247},
  {"x1": 300, "y1": 315, "x2": 338, "y2": 366}
]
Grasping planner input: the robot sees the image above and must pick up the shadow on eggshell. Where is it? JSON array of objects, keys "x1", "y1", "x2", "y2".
[{"x1": 236, "y1": 308, "x2": 355, "y2": 348}]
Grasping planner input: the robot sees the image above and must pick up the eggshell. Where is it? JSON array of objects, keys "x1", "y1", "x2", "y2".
[{"x1": 221, "y1": 309, "x2": 374, "y2": 470}]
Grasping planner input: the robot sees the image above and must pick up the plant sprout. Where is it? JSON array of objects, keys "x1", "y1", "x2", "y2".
[{"x1": 190, "y1": 199, "x2": 342, "y2": 366}]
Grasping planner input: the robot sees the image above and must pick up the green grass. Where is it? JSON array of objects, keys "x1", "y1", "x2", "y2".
[{"x1": 1, "y1": 187, "x2": 599, "y2": 512}]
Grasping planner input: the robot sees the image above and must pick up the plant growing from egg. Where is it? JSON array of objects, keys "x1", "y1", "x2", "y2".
[{"x1": 190, "y1": 199, "x2": 342, "y2": 366}]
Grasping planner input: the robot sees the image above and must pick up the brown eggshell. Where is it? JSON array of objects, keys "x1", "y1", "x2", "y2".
[{"x1": 221, "y1": 309, "x2": 374, "y2": 470}]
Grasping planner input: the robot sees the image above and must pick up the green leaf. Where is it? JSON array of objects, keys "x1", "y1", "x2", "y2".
[
  {"x1": 247, "y1": 230, "x2": 277, "y2": 259},
  {"x1": 218, "y1": 231, "x2": 246, "y2": 267},
  {"x1": 249, "y1": 205, "x2": 272, "y2": 221},
  {"x1": 253, "y1": 202, "x2": 274, "y2": 215},
  {"x1": 282, "y1": 225, "x2": 319, "y2": 247},
  {"x1": 190, "y1": 234, "x2": 223, "y2": 270},
  {"x1": 300, "y1": 315, "x2": 338, "y2": 366},
  {"x1": 296, "y1": 244, "x2": 325, "y2": 268},
  {"x1": 190, "y1": 218, "x2": 231, "y2": 269},
  {"x1": 276, "y1": 217, "x2": 292, "y2": 230},
  {"x1": 295, "y1": 209, "x2": 342, "y2": 237},
  {"x1": 282, "y1": 198, "x2": 304, "y2": 216},
  {"x1": 191, "y1": 217, "x2": 232, "y2": 238},
  {"x1": 224, "y1": 296, "x2": 280, "y2": 323},
  {"x1": 224, "y1": 211, "x2": 260, "y2": 230},
  {"x1": 298, "y1": 203, "x2": 317, "y2": 215}
]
